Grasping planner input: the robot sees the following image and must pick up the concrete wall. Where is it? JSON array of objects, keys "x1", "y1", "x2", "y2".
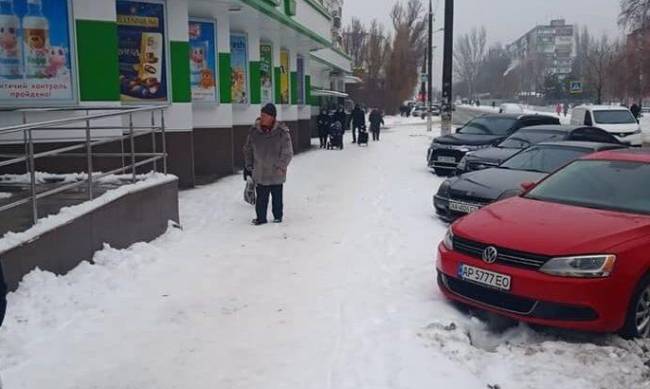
[{"x1": 0, "y1": 178, "x2": 179, "y2": 291}]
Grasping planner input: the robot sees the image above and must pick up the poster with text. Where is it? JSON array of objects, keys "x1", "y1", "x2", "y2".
[
  {"x1": 259, "y1": 43, "x2": 273, "y2": 105},
  {"x1": 0, "y1": 0, "x2": 75, "y2": 105},
  {"x1": 116, "y1": 0, "x2": 168, "y2": 102},
  {"x1": 230, "y1": 34, "x2": 248, "y2": 104},
  {"x1": 188, "y1": 19, "x2": 217, "y2": 103},
  {"x1": 280, "y1": 50, "x2": 289, "y2": 105},
  {"x1": 296, "y1": 55, "x2": 304, "y2": 105}
]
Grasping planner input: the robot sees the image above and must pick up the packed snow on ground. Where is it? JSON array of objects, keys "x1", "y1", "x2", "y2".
[{"x1": 0, "y1": 117, "x2": 648, "y2": 389}]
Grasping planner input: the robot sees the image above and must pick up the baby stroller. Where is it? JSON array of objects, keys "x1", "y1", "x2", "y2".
[
  {"x1": 327, "y1": 121, "x2": 344, "y2": 150},
  {"x1": 357, "y1": 124, "x2": 369, "y2": 146}
]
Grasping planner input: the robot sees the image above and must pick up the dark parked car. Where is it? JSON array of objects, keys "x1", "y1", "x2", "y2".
[
  {"x1": 434, "y1": 141, "x2": 626, "y2": 222},
  {"x1": 456, "y1": 125, "x2": 622, "y2": 174},
  {"x1": 427, "y1": 114, "x2": 560, "y2": 175}
]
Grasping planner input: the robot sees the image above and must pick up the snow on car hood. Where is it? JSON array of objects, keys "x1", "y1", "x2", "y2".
[{"x1": 434, "y1": 133, "x2": 503, "y2": 146}]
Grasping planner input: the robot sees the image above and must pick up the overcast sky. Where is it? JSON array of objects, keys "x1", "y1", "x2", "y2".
[
  {"x1": 343, "y1": 0, "x2": 622, "y2": 87},
  {"x1": 343, "y1": 0, "x2": 622, "y2": 45}
]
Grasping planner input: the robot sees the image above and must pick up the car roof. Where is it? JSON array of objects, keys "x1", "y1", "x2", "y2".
[
  {"x1": 583, "y1": 148, "x2": 650, "y2": 163},
  {"x1": 534, "y1": 141, "x2": 626, "y2": 151},
  {"x1": 481, "y1": 113, "x2": 557, "y2": 120},
  {"x1": 574, "y1": 104, "x2": 631, "y2": 112},
  {"x1": 516, "y1": 125, "x2": 598, "y2": 133}
]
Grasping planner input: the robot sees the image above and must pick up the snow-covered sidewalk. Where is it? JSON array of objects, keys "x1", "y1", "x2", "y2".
[{"x1": 0, "y1": 119, "x2": 648, "y2": 389}]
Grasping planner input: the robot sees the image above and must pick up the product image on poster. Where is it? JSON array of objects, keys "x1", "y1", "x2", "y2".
[
  {"x1": 117, "y1": 0, "x2": 167, "y2": 102},
  {"x1": 280, "y1": 49, "x2": 289, "y2": 105},
  {"x1": 0, "y1": 0, "x2": 74, "y2": 104},
  {"x1": 260, "y1": 43, "x2": 273, "y2": 105},
  {"x1": 296, "y1": 55, "x2": 304, "y2": 105},
  {"x1": 230, "y1": 34, "x2": 248, "y2": 104},
  {"x1": 189, "y1": 19, "x2": 216, "y2": 103}
]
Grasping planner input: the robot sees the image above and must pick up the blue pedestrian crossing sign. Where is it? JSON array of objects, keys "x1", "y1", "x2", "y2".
[{"x1": 570, "y1": 81, "x2": 583, "y2": 94}]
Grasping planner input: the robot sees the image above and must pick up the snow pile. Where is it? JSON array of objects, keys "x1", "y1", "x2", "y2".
[
  {"x1": 0, "y1": 171, "x2": 153, "y2": 186},
  {"x1": 383, "y1": 114, "x2": 438, "y2": 128},
  {"x1": 0, "y1": 172, "x2": 176, "y2": 255},
  {"x1": 0, "y1": 122, "x2": 647, "y2": 388},
  {"x1": 419, "y1": 319, "x2": 650, "y2": 389}
]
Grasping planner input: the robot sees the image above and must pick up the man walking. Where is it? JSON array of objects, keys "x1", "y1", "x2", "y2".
[
  {"x1": 244, "y1": 103, "x2": 293, "y2": 225},
  {"x1": 369, "y1": 108, "x2": 384, "y2": 141},
  {"x1": 351, "y1": 104, "x2": 365, "y2": 144}
]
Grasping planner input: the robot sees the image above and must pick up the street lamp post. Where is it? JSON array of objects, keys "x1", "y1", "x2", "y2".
[
  {"x1": 441, "y1": 0, "x2": 454, "y2": 136},
  {"x1": 427, "y1": 0, "x2": 433, "y2": 132}
]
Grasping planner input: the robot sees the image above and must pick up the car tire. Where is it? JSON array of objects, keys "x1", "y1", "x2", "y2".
[{"x1": 621, "y1": 273, "x2": 650, "y2": 339}]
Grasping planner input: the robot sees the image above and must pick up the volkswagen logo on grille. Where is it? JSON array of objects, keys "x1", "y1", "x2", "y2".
[{"x1": 482, "y1": 246, "x2": 498, "y2": 264}]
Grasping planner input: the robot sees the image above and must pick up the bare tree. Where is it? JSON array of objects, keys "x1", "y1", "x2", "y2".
[
  {"x1": 454, "y1": 27, "x2": 487, "y2": 98},
  {"x1": 619, "y1": 0, "x2": 650, "y2": 30},
  {"x1": 342, "y1": 18, "x2": 367, "y2": 69},
  {"x1": 619, "y1": 0, "x2": 650, "y2": 102},
  {"x1": 585, "y1": 36, "x2": 621, "y2": 104},
  {"x1": 365, "y1": 20, "x2": 390, "y2": 81},
  {"x1": 384, "y1": 0, "x2": 427, "y2": 112}
]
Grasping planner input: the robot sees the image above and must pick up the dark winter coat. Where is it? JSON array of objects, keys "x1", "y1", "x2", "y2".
[
  {"x1": 334, "y1": 110, "x2": 347, "y2": 129},
  {"x1": 352, "y1": 107, "x2": 365, "y2": 126},
  {"x1": 243, "y1": 119, "x2": 294, "y2": 186},
  {"x1": 631, "y1": 104, "x2": 641, "y2": 119},
  {"x1": 317, "y1": 113, "x2": 330, "y2": 136},
  {"x1": 369, "y1": 110, "x2": 384, "y2": 131}
]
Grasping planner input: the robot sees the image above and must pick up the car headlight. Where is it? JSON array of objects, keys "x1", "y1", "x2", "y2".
[
  {"x1": 437, "y1": 180, "x2": 451, "y2": 196},
  {"x1": 442, "y1": 227, "x2": 454, "y2": 250},
  {"x1": 457, "y1": 156, "x2": 468, "y2": 171},
  {"x1": 539, "y1": 255, "x2": 616, "y2": 278},
  {"x1": 633, "y1": 129, "x2": 642, "y2": 135}
]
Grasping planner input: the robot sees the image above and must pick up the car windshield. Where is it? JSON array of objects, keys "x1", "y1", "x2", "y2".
[
  {"x1": 499, "y1": 130, "x2": 564, "y2": 149},
  {"x1": 499, "y1": 146, "x2": 589, "y2": 173},
  {"x1": 593, "y1": 110, "x2": 637, "y2": 124},
  {"x1": 459, "y1": 117, "x2": 517, "y2": 135},
  {"x1": 526, "y1": 160, "x2": 650, "y2": 214}
]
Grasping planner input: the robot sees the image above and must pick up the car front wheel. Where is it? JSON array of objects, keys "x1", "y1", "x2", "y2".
[{"x1": 621, "y1": 274, "x2": 650, "y2": 338}]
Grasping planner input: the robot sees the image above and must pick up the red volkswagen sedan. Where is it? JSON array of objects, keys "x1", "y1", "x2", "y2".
[{"x1": 437, "y1": 149, "x2": 650, "y2": 337}]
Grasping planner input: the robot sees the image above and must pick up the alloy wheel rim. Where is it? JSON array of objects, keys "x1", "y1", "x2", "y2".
[{"x1": 635, "y1": 286, "x2": 650, "y2": 338}]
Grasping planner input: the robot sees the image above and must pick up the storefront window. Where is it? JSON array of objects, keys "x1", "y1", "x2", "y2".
[
  {"x1": 116, "y1": 0, "x2": 168, "y2": 102},
  {"x1": 0, "y1": 0, "x2": 75, "y2": 105},
  {"x1": 189, "y1": 19, "x2": 217, "y2": 103}
]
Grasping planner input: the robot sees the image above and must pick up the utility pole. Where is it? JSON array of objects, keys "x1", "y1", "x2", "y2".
[
  {"x1": 420, "y1": 47, "x2": 427, "y2": 103},
  {"x1": 440, "y1": 0, "x2": 454, "y2": 135},
  {"x1": 426, "y1": 0, "x2": 433, "y2": 131}
]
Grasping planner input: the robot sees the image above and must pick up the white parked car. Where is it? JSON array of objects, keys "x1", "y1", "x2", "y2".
[
  {"x1": 499, "y1": 103, "x2": 524, "y2": 114},
  {"x1": 570, "y1": 105, "x2": 643, "y2": 146}
]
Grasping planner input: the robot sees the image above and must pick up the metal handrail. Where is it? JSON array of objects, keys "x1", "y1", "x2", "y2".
[{"x1": 0, "y1": 105, "x2": 169, "y2": 225}]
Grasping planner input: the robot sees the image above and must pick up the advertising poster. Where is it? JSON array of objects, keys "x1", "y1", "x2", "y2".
[
  {"x1": 296, "y1": 55, "x2": 304, "y2": 105},
  {"x1": 230, "y1": 34, "x2": 248, "y2": 104},
  {"x1": 116, "y1": 0, "x2": 167, "y2": 102},
  {"x1": 280, "y1": 49, "x2": 289, "y2": 105},
  {"x1": 259, "y1": 43, "x2": 273, "y2": 105},
  {"x1": 188, "y1": 19, "x2": 217, "y2": 103},
  {"x1": 0, "y1": 0, "x2": 74, "y2": 105}
]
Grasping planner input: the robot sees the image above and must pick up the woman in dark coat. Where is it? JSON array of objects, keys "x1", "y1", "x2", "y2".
[{"x1": 317, "y1": 109, "x2": 330, "y2": 148}]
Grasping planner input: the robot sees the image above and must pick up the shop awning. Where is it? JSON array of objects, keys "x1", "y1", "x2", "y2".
[
  {"x1": 344, "y1": 75, "x2": 363, "y2": 84},
  {"x1": 311, "y1": 88, "x2": 349, "y2": 98}
]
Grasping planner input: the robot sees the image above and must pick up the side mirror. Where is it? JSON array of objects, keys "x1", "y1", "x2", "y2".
[
  {"x1": 455, "y1": 127, "x2": 462, "y2": 133},
  {"x1": 520, "y1": 181, "x2": 537, "y2": 192}
]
